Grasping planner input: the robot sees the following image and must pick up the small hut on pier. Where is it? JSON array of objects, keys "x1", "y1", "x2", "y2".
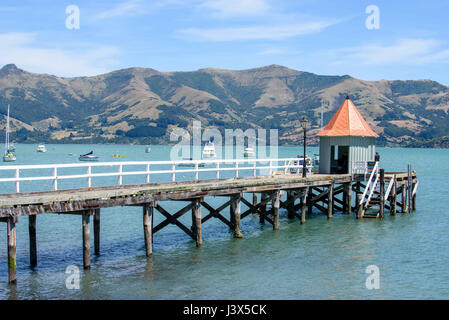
[{"x1": 316, "y1": 96, "x2": 379, "y2": 174}]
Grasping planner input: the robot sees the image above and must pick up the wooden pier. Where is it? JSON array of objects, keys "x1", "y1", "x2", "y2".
[{"x1": 0, "y1": 159, "x2": 418, "y2": 284}]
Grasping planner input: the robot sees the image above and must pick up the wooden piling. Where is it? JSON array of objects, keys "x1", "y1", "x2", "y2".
[
  {"x1": 301, "y1": 187, "x2": 308, "y2": 224},
  {"x1": 29, "y1": 215, "x2": 37, "y2": 267},
  {"x1": 273, "y1": 190, "x2": 280, "y2": 230},
  {"x1": 390, "y1": 178, "x2": 397, "y2": 216},
  {"x1": 232, "y1": 195, "x2": 243, "y2": 238},
  {"x1": 230, "y1": 198, "x2": 236, "y2": 228},
  {"x1": 7, "y1": 217, "x2": 17, "y2": 284},
  {"x1": 327, "y1": 184, "x2": 333, "y2": 219},
  {"x1": 193, "y1": 199, "x2": 202, "y2": 247},
  {"x1": 260, "y1": 192, "x2": 267, "y2": 224},
  {"x1": 402, "y1": 184, "x2": 408, "y2": 213},
  {"x1": 379, "y1": 169, "x2": 385, "y2": 219},
  {"x1": 287, "y1": 191, "x2": 295, "y2": 219},
  {"x1": 412, "y1": 182, "x2": 417, "y2": 211},
  {"x1": 307, "y1": 188, "x2": 313, "y2": 215},
  {"x1": 82, "y1": 211, "x2": 91, "y2": 269},
  {"x1": 356, "y1": 193, "x2": 363, "y2": 219},
  {"x1": 143, "y1": 203, "x2": 154, "y2": 257},
  {"x1": 253, "y1": 193, "x2": 258, "y2": 206},
  {"x1": 94, "y1": 209, "x2": 100, "y2": 255},
  {"x1": 346, "y1": 183, "x2": 352, "y2": 215}
]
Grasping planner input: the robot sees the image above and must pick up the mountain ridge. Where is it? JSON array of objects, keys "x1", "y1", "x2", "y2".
[{"x1": 1, "y1": 63, "x2": 448, "y2": 147}]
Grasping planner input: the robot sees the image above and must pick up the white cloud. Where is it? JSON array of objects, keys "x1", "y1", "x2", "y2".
[
  {"x1": 94, "y1": 0, "x2": 144, "y2": 20},
  {"x1": 177, "y1": 20, "x2": 338, "y2": 42},
  {"x1": 333, "y1": 39, "x2": 449, "y2": 66},
  {"x1": 199, "y1": 0, "x2": 270, "y2": 18},
  {"x1": 0, "y1": 33, "x2": 120, "y2": 77}
]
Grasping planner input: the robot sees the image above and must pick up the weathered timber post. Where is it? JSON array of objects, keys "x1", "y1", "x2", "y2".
[
  {"x1": 328, "y1": 184, "x2": 334, "y2": 219},
  {"x1": 346, "y1": 183, "x2": 352, "y2": 215},
  {"x1": 29, "y1": 215, "x2": 37, "y2": 268},
  {"x1": 287, "y1": 190, "x2": 295, "y2": 219},
  {"x1": 230, "y1": 197, "x2": 236, "y2": 228},
  {"x1": 390, "y1": 178, "x2": 397, "y2": 216},
  {"x1": 260, "y1": 192, "x2": 267, "y2": 224},
  {"x1": 253, "y1": 193, "x2": 258, "y2": 207},
  {"x1": 342, "y1": 184, "x2": 347, "y2": 213},
  {"x1": 143, "y1": 203, "x2": 154, "y2": 257},
  {"x1": 408, "y1": 164, "x2": 412, "y2": 213},
  {"x1": 412, "y1": 181, "x2": 417, "y2": 211},
  {"x1": 307, "y1": 188, "x2": 313, "y2": 215},
  {"x1": 379, "y1": 169, "x2": 385, "y2": 219},
  {"x1": 402, "y1": 184, "x2": 408, "y2": 213},
  {"x1": 301, "y1": 187, "x2": 308, "y2": 224},
  {"x1": 94, "y1": 209, "x2": 100, "y2": 255},
  {"x1": 232, "y1": 195, "x2": 243, "y2": 238},
  {"x1": 356, "y1": 193, "x2": 363, "y2": 219},
  {"x1": 7, "y1": 217, "x2": 17, "y2": 284},
  {"x1": 193, "y1": 199, "x2": 202, "y2": 247},
  {"x1": 273, "y1": 190, "x2": 280, "y2": 230},
  {"x1": 82, "y1": 210, "x2": 92, "y2": 270}
]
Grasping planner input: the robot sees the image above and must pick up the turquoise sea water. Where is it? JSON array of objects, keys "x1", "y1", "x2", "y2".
[{"x1": 0, "y1": 144, "x2": 448, "y2": 299}]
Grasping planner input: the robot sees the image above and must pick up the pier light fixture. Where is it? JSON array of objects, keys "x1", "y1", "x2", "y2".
[{"x1": 300, "y1": 116, "x2": 310, "y2": 177}]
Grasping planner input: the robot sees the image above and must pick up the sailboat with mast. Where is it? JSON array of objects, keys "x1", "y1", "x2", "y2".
[{"x1": 3, "y1": 104, "x2": 16, "y2": 162}]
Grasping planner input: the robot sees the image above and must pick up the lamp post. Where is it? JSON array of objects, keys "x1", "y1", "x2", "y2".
[{"x1": 300, "y1": 116, "x2": 310, "y2": 177}]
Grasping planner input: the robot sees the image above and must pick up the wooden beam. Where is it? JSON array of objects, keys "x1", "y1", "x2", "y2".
[
  {"x1": 29, "y1": 215, "x2": 37, "y2": 267},
  {"x1": 143, "y1": 203, "x2": 154, "y2": 257},
  {"x1": 153, "y1": 203, "x2": 194, "y2": 234},
  {"x1": 7, "y1": 217, "x2": 17, "y2": 284},
  {"x1": 328, "y1": 184, "x2": 333, "y2": 219}
]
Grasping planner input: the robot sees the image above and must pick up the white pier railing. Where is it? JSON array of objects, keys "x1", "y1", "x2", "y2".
[{"x1": 0, "y1": 158, "x2": 313, "y2": 193}]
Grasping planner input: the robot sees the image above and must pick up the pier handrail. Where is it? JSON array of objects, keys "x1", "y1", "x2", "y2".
[
  {"x1": 384, "y1": 175, "x2": 395, "y2": 201},
  {"x1": 0, "y1": 158, "x2": 313, "y2": 193},
  {"x1": 359, "y1": 161, "x2": 379, "y2": 205}
]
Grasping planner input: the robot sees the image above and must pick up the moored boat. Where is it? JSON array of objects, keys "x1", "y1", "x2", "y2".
[
  {"x1": 202, "y1": 141, "x2": 216, "y2": 158},
  {"x1": 37, "y1": 144, "x2": 47, "y2": 152},
  {"x1": 79, "y1": 151, "x2": 99, "y2": 161},
  {"x1": 243, "y1": 147, "x2": 255, "y2": 157},
  {"x1": 3, "y1": 104, "x2": 16, "y2": 162}
]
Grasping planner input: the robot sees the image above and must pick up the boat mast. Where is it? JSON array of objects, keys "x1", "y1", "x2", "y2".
[{"x1": 5, "y1": 104, "x2": 10, "y2": 154}]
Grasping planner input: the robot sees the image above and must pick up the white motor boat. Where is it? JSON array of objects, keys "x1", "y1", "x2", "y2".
[
  {"x1": 243, "y1": 147, "x2": 255, "y2": 157},
  {"x1": 3, "y1": 104, "x2": 16, "y2": 162},
  {"x1": 37, "y1": 144, "x2": 47, "y2": 152},
  {"x1": 79, "y1": 151, "x2": 99, "y2": 161},
  {"x1": 202, "y1": 141, "x2": 216, "y2": 158}
]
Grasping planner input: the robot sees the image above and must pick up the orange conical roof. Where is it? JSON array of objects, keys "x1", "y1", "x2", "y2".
[{"x1": 316, "y1": 96, "x2": 379, "y2": 137}]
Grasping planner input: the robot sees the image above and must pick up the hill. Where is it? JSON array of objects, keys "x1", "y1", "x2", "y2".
[{"x1": 1, "y1": 63, "x2": 448, "y2": 147}]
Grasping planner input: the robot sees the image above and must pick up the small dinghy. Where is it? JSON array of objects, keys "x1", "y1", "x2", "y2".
[{"x1": 79, "y1": 151, "x2": 99, "y2": 161}]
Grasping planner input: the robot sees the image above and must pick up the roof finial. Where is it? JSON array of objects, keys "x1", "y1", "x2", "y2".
[{"x1": 346, "y1": 90, "x2": 349, "y2": 100}]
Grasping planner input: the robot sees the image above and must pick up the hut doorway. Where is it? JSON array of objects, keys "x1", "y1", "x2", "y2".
[{"x1": 330, "y1": 145, "x2": 349, "y2": 174}]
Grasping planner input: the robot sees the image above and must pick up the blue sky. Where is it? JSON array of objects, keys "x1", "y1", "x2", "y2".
[{"x1": 1, "y1": 0, "x2": 449, "y2": 84}]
